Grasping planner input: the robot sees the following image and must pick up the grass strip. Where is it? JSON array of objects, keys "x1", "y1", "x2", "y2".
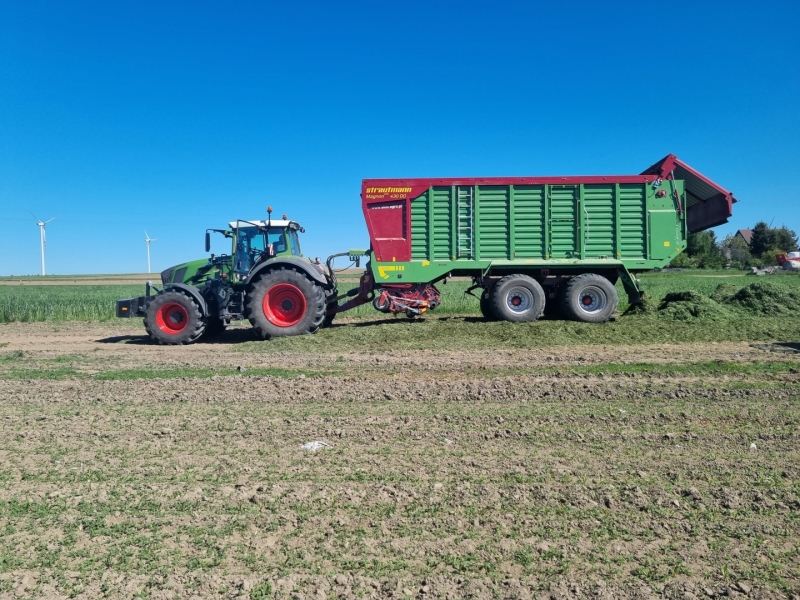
[
  {"x1": 1, "y1": 360, "x2": 796, "y2": 382},
  {"x1": 235, "y1": 316, "x2": 800, "y2": 353}
]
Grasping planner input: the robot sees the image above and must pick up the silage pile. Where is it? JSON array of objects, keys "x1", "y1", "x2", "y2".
[{"x1": 625, "y1": 281, "x2": 800, "y2": 321}]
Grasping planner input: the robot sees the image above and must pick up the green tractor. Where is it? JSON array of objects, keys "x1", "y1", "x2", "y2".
[{"x1": 117, "y1": 210, "x2": 358, "y2": 344}]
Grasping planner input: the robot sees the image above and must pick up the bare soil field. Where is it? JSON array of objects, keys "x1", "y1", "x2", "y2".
[{"x1": 0, "y1": 320, "x2": 799, "y2": 599}]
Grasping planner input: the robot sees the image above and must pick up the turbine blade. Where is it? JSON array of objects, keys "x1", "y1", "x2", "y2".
[
  {"x1": 29, "y1": 211, "x2": 41, "y2": 222},
  {"x1": 44, "y1": 215, "x2": 58, "y2": 224}
]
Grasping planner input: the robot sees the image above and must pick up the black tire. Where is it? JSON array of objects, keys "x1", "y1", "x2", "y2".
[
  {"x1": 479, "y1": 288, "x2": 498, "y2": 321},
  {"x1": 246, "y1": 268, "x2": 326, "y2": 340},
  {"x1": 144, "y1": 289, "x2": 206, "y2": 345},
  {"x1": 562, "y1": 273, "x2": 618, "y2": 323},
  {"x1": 542, "y1": 289, "x2": 563, "y2": 319},
  {"x1": 373, "y1": 291, "x2": 390, "y2": 313},
  {"x1": 322, "y1": 289, "x2": 337, "y2": 328},
  {"x1": 490, "y1": 274, "x2": 546, "y2": 323},
  {"x1": 202, "y1": 317, "x2": 228, "y2": 339}
]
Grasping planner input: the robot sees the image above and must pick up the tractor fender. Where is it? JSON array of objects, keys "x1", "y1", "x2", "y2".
[
  {"x1": 247, "y1": 258, "x2": 329, "y2": 288},
  {"x1": 163, "y1": 283, "x2": 209, "y2": 317}
]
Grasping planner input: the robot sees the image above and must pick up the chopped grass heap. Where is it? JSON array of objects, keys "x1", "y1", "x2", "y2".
[
  {"x1": 725, "y1": 280, "x2": 800, "y2": 317},
  {"x1": 625, "y1": 280, "x2": 800, "y2": 321},
  {"x1": 656, "y1": 291, "x2": 733, "y2": 321}
]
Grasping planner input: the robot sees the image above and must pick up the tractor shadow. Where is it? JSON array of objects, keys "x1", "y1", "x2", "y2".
[
  {"x1": 96, "y1": 334, "x2": 152, "y2": 345},
  {"x1": 96, "y1": 328, "x2": 259, "y2": 345}
]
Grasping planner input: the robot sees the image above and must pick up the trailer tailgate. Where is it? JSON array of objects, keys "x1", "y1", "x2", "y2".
[{"x1": 642, "y1": 154, "x2": 736, "y2": 233}]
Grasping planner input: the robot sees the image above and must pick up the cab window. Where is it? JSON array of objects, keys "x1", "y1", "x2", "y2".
[
  {"x1": 289, "y1": 230, "x2": 301, "y2": 256},
  {"x1": 266, "y1": 228, "x2": 287, "y2": 254}
]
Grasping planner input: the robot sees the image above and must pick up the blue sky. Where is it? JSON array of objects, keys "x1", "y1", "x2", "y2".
[{"x1": 1, "y1": 0, "x2": 798, "y2": 275}]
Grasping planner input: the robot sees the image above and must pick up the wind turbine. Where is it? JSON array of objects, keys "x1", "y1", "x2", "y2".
[
  {"x1": 30, "y1": 213, "x2": 57, "y2": 276},
  {"x1": 145, "y1": 231, "x2": 159, "y2": 273}
]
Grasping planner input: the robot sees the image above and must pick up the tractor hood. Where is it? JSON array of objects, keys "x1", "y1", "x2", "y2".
[
  {"x1": 160, "y1": 258, "x2": 212, "y2": 286},
  {"x1": 641, "y1": 154, "x2": 737, "y2": 233}
]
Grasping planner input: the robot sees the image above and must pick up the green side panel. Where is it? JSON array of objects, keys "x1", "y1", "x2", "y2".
[
  {"x1": 432, "y1": 187, "x2": 453, "y2": 260},
  {"x1": 648, "y1": 210, "x2": 679, "y2": 260},
  {"x1": 410, "y1": 192, "x2": 428, "y2": 260},
  {"x1": 583, "y1": 184, "x2": 615, "y2": 258},
  {"x1": 477, "y1": 186, "x2": 509, "y2": 259},
  {"x1": 550, "y1": 186, "x2": 578, "y2": 258},
  {"x1": 513, "y1": 185, "x2": 545, "y2": 259},
  {"x1": 619, "y1": 184, "x2": 646, "y2": 259}
]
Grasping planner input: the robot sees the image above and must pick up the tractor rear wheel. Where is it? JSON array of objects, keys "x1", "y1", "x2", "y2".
[
  {"x1": 479, "y1": 288, "x2": 498, "y2": 321},
  {"x1": 322, "y1": 290, "x2": 337, "y2": 328},
  {"x1": 144, "y1": 289, "x2": 206, "y2": 345},
  {"x1": 490, "y1": 274, "x2": 546, "y2": 323},
  {"x1": 247, "y1": 268, "x2": 326, "y2": 339},
  {"x1": 561, "y1": 273, "x2": 618, "y2": 323}
]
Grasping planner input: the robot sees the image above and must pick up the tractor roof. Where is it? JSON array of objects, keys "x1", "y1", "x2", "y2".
[{"x1": 228, "y1": 219, "x2": 300, "y2": 230}]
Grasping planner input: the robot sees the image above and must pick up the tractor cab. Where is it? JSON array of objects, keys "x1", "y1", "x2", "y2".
[{"x1": 227, "y1": 219, "x2": 304, "y2": 278}]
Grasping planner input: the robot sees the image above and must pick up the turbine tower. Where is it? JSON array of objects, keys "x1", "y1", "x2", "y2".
[
  {"x1": 30, "y1": 213, "x2": 57, "y2": 276},
  {"x1": 145, "y1": 231, "x2": 159, "y2": 273}
]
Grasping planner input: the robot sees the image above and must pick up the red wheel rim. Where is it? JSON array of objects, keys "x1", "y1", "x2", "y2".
[
  {"x1": 263, "y1": 283, "x2": 307, "y2": 327},
  {"x1": 155, "y1": 302, "x2": 189, "y2": 334}
]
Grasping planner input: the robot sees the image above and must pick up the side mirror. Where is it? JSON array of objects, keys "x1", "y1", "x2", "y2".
[{"x1": 205, "y1": 232, "x2": 211, "y2": 253}]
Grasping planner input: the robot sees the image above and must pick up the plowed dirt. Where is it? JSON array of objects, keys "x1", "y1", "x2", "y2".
[{"x1": 0, "y1": 321, "x2": 798, "y2": 599}]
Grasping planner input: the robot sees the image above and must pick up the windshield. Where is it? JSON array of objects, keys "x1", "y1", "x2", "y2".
[
  {"x1": 236, "y1": 226, "x2": 290, "y2": 254},
  {"x1": 289, "y1": 230, "x2": 302, "y2": 256}
]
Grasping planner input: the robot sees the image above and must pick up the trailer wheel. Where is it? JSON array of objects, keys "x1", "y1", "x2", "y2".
[
  {"x1": 144, "y1": 290, "x2": 206, "y2": 345},
  {"x1": 247, "y1": 268, "x2": 326, "y2": 339},
  {"x1": 562, "y1": 273, "x2": 618, "y2": 323},
  {"x1": 490, "y1": 274, "x2": 546, "y2": 323},
  {"x1": 479, "y1": 288, "x2": 498, "y2": 321}
]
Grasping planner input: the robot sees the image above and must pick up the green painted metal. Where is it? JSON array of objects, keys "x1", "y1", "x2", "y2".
[{"x1": 369, "y1": 180, "x2": 686, "y2": 286}]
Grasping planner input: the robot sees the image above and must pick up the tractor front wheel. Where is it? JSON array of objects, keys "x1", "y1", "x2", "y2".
[
  {"x1": 144, "y1": 289, "x2": 206, "y2": 345},
  {"x1": 247, "y1": 268, "x2": 326, "y2": 339}
]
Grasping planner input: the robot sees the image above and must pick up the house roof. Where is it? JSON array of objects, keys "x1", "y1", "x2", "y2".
[{"x1": 735, "y1": 229, "x2": 753, "y2": 244}]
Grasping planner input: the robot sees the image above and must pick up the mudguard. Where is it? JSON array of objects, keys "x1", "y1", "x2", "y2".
[
  {"x1": 164, "y1": 283, "x2": 209, "y2": 316},
  {"x1": 247, "y1": 257, "x2": 329, "y2": 287}
]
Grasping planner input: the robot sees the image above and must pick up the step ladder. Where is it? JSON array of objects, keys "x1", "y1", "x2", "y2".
[{"x1": 457, "y1": 186, "x2": 473, "y2": 259}]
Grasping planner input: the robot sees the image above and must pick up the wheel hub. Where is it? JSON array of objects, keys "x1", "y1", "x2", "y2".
[
  {"x1": 155, "y1": 302, "x2": 189, "y2": 334},
  {"x1": 506, "y1": 288, "x2": 533, "y2": 313},
  {"x1": 263, "y1": 283, "x2": 307, "y2": 327},
  {"x1": 578, "y1": 288, "x2": 606, "y2": 313}
]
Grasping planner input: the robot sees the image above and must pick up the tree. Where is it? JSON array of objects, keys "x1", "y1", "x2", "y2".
[
  {"x1": 773, "y1": 226, "x2": 799, "y2": 253},
  {"x1": 750, "y1": 221, "x2": 772, "y2": 258},
  {"x1": 749, "y1": 221, "x2": 799, "y2": 258},
  {"x1": 686, "y1": 231, "x2": 718, "y2": 257},
  {"x1": 721, "y1": 233, "x2": 752, "y2": 266},
  {"x1": 683, "y1": 230, "x2": 723, "y2": 268}
]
